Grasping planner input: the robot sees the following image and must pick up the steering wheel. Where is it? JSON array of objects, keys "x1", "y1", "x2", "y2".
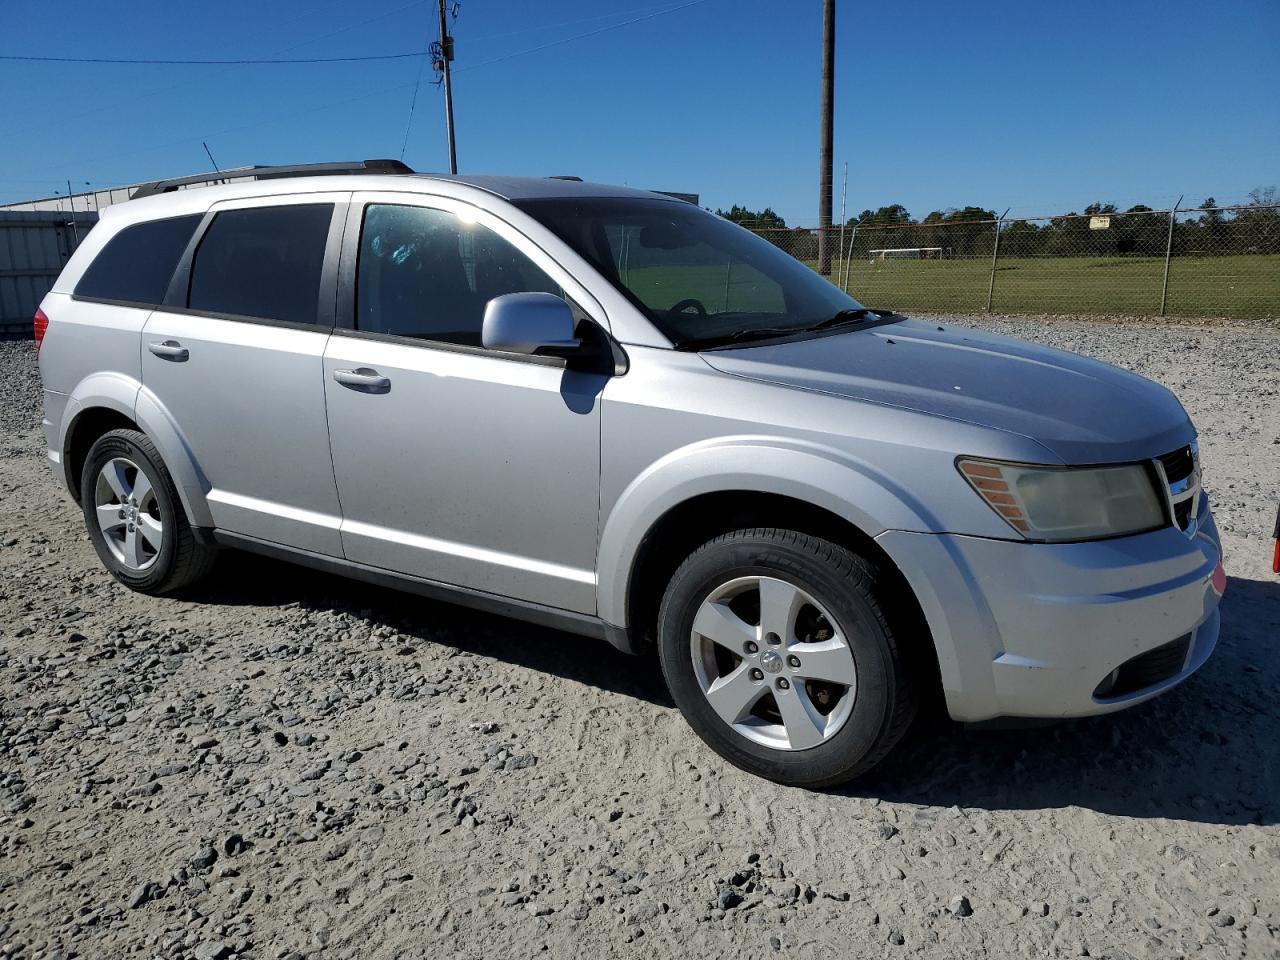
[{"x1": 669, "y1": 297, "x2": 708, "y2": 318}]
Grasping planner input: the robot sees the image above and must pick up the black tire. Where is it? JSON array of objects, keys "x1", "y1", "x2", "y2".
[
  {"x1": 657, "y1": 528, "x2": 918, "y2": 788},
  {"x1": 80, "y1": 428, "x2": 217, "y2": 594}
]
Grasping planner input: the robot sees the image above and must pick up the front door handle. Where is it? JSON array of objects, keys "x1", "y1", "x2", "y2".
[
  {"x1": 148, "y1": 340, "x2": 189, "y2": 362},
  {"x1": 332, "y1": 367, "x2": 391, "y2": 392}
]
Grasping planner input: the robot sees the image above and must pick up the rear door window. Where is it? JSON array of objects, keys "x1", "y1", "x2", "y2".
[
  {"x1": 188, "y1": 204, "x2": 334, "y2": 325},
  {"x1": 75, "y1": 214, "x2": 202, "y2": 305}
]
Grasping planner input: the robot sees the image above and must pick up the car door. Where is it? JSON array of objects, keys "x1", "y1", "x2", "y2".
[
  {"x1": 322, "y1": 192, "x2": 609, "y2": 613},
  {"x1": 140, "y1": 193, "x2": 348, "y2": 556}
]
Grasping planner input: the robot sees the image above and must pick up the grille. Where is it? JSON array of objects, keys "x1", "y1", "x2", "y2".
[
  {"x1": 1093, "y1": 634, "x2": 1192, "y2": 699},
  {"x1": 1173, "y1": 498, "x2": 1193, "y2": 530},
  {"x1": 1154, "y1": 443, "x2": 1200, "y2": 536},
  {"x1": 1158, "y1": 446, "x2": 1195, "y2": 484}
]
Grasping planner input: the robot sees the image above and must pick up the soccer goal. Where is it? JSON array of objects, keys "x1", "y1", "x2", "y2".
[{"x1": 868, "y1": 247, "x2": 946, "y2": 261}]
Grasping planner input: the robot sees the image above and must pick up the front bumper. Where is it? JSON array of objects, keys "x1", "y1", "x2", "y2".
[{"x1": 878, "y1": 495, "x2": 1223, "y2": 722}]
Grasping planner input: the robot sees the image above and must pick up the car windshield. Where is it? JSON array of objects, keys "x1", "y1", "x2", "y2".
[{"x1": 515, "y1": 197, "x2": 867, "y2": 349}]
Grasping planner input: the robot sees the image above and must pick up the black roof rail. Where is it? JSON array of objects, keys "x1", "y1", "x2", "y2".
[
  {"x1": 130, "y1": 159, "x2": 414, "y2": 200},
  {"x1": 547, "y1": 175, "x2": 583, "y2": 181}
]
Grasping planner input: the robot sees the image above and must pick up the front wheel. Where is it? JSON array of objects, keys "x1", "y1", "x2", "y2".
[
  {"x1": 80, "y1": 428, "x2": 217, "y2": 594},
  {"x1": 657, "y1": 528, "x2": 918, "y2": 788}
]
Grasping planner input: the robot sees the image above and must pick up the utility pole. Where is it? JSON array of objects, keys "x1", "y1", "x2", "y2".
[
  {"x1": 817, "y1": 0, "x2": 835, "y2": 275},
  {"x1": 435, "y1": 0, "x2": 458, "y2": 174}
]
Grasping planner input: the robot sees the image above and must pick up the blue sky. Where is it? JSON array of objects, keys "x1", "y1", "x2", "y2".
[{"x1": 2, "y1": 0, "x2": 1277, "y2": 223}]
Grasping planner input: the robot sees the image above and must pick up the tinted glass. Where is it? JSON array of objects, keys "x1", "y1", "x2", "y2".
[
  {"x1": 357, "y1": 204, "x2": 561, "y2": 345},
  {"x1": 188, "y1": 204, "x2": 333, "y2": 324},
  {"x1": 75, "y1": 214, "x2": 202, "y2": 305},
  {"x1": 517, "y1": 198, "x2": 864, "y2": 348}
]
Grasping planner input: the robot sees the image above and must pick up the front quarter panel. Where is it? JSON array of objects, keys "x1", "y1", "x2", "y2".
[
  {"x1": 597, "y1": 434, "x2": 932, "y2": 627},
  {"x1": 596, "y1": 347, "x2": 1050, "y2": 628}
]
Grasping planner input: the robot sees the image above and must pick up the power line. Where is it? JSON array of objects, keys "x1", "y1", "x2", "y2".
[
  {"x1": 0, "y1": 51, "x2": 421, "y2": 65},
  {"x1": 0, "y1": 0, "x2": 710, "y2": 72},
  {"x1": 400, "y1": 44, "x2": 431, "y2": 161},
  {"x1": 0, "y1": 0, "x2": 429, "y2": 141},
  {"x1": 2, "y1": 0, "x2": 715, "y2": 180}
]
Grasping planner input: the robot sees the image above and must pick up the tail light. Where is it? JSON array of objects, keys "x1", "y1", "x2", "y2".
[
  {"x1": 1272, "y1": 504, "x2": 1279, "y2": 574},
  {"x1": 33, "y1": 307, "x2": 49, "y2": 352}
]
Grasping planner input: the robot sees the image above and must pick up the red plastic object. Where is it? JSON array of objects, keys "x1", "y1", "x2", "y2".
[
  {"x1": 1211, "y1": 559, "x2": 1227, "y2": 596},
  {"x1": 33, "y1": 307, "x2": 48, "y2": 352},
  {"x1": 1272, "y1": 504, "x2": 1280, "y2": 574}
]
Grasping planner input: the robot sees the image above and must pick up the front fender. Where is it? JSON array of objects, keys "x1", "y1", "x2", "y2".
[
  {"x1": 61, "y1": 373, "x2": 213, "y2": 528},
  {"x1": 596, "y1": 435, "x2": 941, "y2": 627}
]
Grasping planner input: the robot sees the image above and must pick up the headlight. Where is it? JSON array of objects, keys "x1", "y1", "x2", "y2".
[{"x1": 957, "y1": 458, "x2": 1166, "y2": 542}]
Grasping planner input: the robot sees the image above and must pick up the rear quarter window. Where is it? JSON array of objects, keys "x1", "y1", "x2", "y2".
[{"x1": 74, "y1": 214, "x2": 203, "y2": 305}]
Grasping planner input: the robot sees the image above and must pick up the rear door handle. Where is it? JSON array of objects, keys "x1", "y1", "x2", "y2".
[
  {"x1": 332, "y1": 367, "x2": 391, "y2": 391},
  {"x1": 148, "y1": 340, "x2": 189, "y2": 361}
]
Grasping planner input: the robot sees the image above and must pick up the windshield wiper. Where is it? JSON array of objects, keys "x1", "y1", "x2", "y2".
[
  {"x1": 676, "y1": 326, "x2": 804, "y2": 351},
  {"x1": 803, "y1": 307, "x2": 884, "y2": 332},
  {"x1": 677, "y1": 309, "x2": 894, "y2": 351}
]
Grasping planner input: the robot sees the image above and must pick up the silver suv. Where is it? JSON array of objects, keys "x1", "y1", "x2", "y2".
[{"x1": 36, "y1": 161, "x2": 1225, "y2": 787}]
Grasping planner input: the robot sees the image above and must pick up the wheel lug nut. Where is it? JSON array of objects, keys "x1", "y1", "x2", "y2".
[
  {"x1": 749, "y1": 668, "x2": 764, "y2": 681},
  {"x1": 787, "y1": 655, "x2": 801, "y2": 668},
  {"x1": 744, "y1": 641, "x2": 758, "y2": 655},
  {"x1": 765, "y1": 632, "x2": 781, "y2": 646},
  {"x1": 776, "y1": 678, "x2": 790, "y2": 690}
]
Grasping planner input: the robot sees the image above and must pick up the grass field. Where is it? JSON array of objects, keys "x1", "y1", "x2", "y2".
[{"x1": 821, "y1": 254, "x2": 1280, "y2": 319}]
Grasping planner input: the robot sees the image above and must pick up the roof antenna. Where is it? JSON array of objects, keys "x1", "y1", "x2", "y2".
[{"x1": 202, "y1": 141, "x2": 224, "y2": 184}]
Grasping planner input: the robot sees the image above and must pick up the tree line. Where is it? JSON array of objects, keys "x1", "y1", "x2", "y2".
[{"x1": 715, "y1": 187, "x2": 1280, "y2": 259}]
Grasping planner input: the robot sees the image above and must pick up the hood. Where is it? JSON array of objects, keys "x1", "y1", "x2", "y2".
[{"x1": 700, "y1": 319, "x2": 1193, "y2": 464}]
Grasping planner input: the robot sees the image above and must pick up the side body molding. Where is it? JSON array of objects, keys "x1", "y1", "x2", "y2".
[
  {"x1": 595, "y1": 436, "x2": 941, "y2": 629},
  {"x1": 59, "y1": 373, "x2": 214, "y2": 528}
]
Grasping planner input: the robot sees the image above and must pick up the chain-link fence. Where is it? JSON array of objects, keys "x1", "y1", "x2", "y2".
[{"x1": 748, "y1": 202, "x2": 1280, "y2": 319}]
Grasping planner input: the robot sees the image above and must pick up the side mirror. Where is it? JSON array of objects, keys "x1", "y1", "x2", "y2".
[{"x1": 481, "y1": 292, "x2": 581, "y2": 355}]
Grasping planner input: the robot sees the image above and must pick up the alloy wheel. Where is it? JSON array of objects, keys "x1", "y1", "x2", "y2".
[
  {"x1": 93, "y1": 457, "x2": 164, "y2": 571},
  {"x1": 689, "y1": 575, "x2": 857, "y2": 751}
]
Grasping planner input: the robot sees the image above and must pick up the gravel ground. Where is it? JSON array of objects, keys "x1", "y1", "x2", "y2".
[{"x1": 1, "y1": 316, "x2": 1278, "y2": 960}]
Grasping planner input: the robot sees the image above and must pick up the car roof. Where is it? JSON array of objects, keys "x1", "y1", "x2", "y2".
[
  {"x1": 105, "y1": 171, "x2": 681, "y2": 226},
  {"x1": 413, "y1": 174, "x2": 666, "y2": 202}
]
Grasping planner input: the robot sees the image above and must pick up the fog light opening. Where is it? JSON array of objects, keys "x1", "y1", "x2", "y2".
[{"x1": 1095, "y1": 667, "x2": 1120, "y2": 699}]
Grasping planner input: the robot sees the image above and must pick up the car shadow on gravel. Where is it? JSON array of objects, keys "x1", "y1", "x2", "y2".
[
  {"x1": 840, "y1": 576, "x2": 1280, "y2": 827},
  {"x1": 184, "y1": 550, "x2": 674, "y2": 707},
  {"x1": 186, "y1": 555, "x2": 1277, "y2": 826}
]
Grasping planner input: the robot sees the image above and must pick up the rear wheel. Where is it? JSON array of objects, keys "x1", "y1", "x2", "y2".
[
  {"x1": 80, "y1": 429, "x2": 216, "y2": 594},
  {"x1": 658, "y1": 528, "x2": 918, "y2": 787}
]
